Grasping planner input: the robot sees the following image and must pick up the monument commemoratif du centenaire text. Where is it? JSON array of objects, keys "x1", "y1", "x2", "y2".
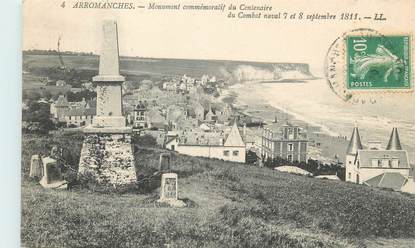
[{"x1": 78, "y1": 20, "x2": 136, "y2": 186}]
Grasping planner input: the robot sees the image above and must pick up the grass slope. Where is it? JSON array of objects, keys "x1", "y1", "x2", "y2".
[{"x1": 21, "y1": 134, "x2": 415, "y2": 247}]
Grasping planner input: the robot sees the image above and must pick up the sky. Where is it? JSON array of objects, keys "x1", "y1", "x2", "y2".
[{"x1": 23, "y1": 0, "x2": 415, "y2": 75}]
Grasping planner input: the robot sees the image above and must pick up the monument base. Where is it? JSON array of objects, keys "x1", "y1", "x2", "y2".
[
  {"x1": 78, "y1": 132, "x2": 136, "y2": 186},
  {"x1": 92, "y1": 116, "x2": 127, "y2": 128},
  {"x1": 39, "y1": 179, "x2": 68, "y2": 189},
  {"x1": 157, "y1": 198, "x2": 186, "y2": 208},
  {"x1": 83, "y1": 126, "x2": 132, "y2": 134}
]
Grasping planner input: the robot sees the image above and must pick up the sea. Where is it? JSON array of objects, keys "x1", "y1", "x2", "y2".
[{"x1": 230, "y1": 78, "x2": 415, "y2": 163}]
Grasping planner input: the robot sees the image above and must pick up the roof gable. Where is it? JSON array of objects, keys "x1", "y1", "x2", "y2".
[{"x1": 224, "y1": 122, "x2": 245, "y2": 147}]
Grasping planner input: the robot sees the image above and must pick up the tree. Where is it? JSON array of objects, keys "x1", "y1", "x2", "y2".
[
  {"x1": 66, "y1": 90, "x2": 97, "y2": 102},
  {"x1": 22, "y1": 102, "x2": 55, "y2": 134}
]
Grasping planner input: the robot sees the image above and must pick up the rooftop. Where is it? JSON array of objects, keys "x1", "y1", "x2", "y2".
[
  {"x1": 357, "y1": 150, "x2": 410, "y2": 168},
  {"x1": 364, "y1": 172, "x2": 407, "y2": 191},
  {"x1": 66, "y1": 107, "x2": 96, "y2": 117}
]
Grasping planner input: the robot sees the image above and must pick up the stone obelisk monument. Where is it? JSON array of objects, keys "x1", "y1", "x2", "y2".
[{"x1": 78, "y1": 20, "x2": 136, "y2": 186}]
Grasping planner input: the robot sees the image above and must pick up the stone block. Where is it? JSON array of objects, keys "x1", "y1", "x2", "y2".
[
  {"x1": 39, "y1": 157, "x2": 67, "y2": 189},
  {"x1": 157, "y1": 173, "x2": 186, "y2": 207},
  {"x1": 29, "y1": 154, "x2": 43, "y2": 179},
  {"x1": 78, "y1": 133, "x2": 136, "y2": 186}
]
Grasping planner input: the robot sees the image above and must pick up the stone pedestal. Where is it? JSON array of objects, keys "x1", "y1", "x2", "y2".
[
  {"x1": 77, "y1": 20, "x2": 137, "y2": 187},
  {"x1": 78, "y1": 132, "x2": 136, "y2": 186},
  {"x1": 39, "y1": 157, "x2": 67, "y2": 189},
  {"x1": 157, "y1": 173, "x2": 185, "y2": 207}
]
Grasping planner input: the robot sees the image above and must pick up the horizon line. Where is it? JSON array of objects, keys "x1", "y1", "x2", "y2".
[{"x1": 22, "y1": 49, "x2": 312, "y2": 66}]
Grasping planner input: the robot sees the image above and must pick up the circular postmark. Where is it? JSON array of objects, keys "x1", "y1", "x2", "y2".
[{"x1": 324, "y1": 28, "x2": 413, "y2": 103}]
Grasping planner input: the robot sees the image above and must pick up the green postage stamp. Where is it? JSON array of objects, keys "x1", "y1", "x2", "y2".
[{"x1": 347, "y1": 35, "x2": 411, "y2": 89}]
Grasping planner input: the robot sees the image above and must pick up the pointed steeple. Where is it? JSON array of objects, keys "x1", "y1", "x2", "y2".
[
  {"x1": 386, "y1": 127, "x2": 402, "y2": 150},
  {"x1": 224, "y1": 121, "x2": 245, "y2": 147},
  {"x1": 346, "y1": 124, "x2": 363, "y2": 155}
]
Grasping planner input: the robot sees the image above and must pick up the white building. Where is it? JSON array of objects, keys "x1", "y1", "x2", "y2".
[
  {"x1": 345, "y1": 125, "x2": 414, "y2": 193},
  {"x1": 166, "y1": 121, "x2": 246, "y2": 163}
]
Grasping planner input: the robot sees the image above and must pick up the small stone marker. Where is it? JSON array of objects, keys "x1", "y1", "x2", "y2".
[
  {"x1": 157, "y1": 173, "x2": 185, "y2": 207},
  {"x1": 159, "y1": 153, "x2": 171, "y2": 172},
  {"x1": 29, "y1": 154, "x2": 43, "y2": 179},
  {"x1": 39, "y1": 157, "x2": 67, "y2": 189}
]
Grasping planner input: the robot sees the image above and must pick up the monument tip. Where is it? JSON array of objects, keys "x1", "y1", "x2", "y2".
[{"x1": 94, "y1": 19, "x2": 124, "y2": 82}]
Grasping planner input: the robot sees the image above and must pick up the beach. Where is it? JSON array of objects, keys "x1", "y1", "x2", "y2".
[{"x1": 228, "y1": 78, "x2": 415, "y2": 164}]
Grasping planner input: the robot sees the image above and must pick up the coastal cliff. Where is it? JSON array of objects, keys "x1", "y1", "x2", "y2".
[
  {"x1": 222, "y1": 62, "x2": 314, "y2": 82},
  {"x1": 23, "y1": 54, "x2": 314, "y2": 83}
]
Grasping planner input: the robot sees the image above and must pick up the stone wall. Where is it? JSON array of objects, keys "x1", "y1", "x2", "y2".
[{"x1": 78, "y1": 133, "x2": 136, "y2": 186}]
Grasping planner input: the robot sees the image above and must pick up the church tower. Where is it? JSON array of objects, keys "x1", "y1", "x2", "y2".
[{"x1": 345, "y1": 124, "x2": 363, "y2": 183}]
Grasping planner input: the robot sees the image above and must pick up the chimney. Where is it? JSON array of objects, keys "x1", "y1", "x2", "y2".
[
  {"x1": 243, "y1": 123, "x2": 247, "y2": 136},
  {"x1": 368, "y1": 141, "x2": 382, "y2": 150}
]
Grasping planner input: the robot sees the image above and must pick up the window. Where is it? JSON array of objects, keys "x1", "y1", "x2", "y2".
[
  {"x1": 233, "y1": 151, "x2": 239, "y2": 156},
  {"x1": 288, "y1": 143, "x2": 294, "y2": 151},
  {"x1": 371, "y1": 159, "x2": 378, "y2": 167},
  {"x1": 223, "y1": 150, "x2": 230, "y2": 156},
  {"x1": 348, "y1": 173, "x2": 351, "y2": 180},
  {"x1": 287, "y1": 154, "x2": 293, "y2": 162},
  {"x1": 288, "y1": 128, "x2": 294, "y2": 139}
]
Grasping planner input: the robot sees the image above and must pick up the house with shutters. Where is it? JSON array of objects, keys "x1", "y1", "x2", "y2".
[
  {"x1": 261, "y1": 122, "x2": 308, "y2": 163},
  {"x1": 345, "y1": 125, "x2": 415, "y2": 194}
]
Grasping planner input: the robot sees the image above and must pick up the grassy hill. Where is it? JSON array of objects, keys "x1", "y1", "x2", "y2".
[{"x1": 21, "y1": 133, "x2": 415, "y2": 247}]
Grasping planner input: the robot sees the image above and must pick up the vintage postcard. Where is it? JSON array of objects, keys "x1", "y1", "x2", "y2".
[{"x1": 22, "y1": 0, "x2": 415, "y2": 247}]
